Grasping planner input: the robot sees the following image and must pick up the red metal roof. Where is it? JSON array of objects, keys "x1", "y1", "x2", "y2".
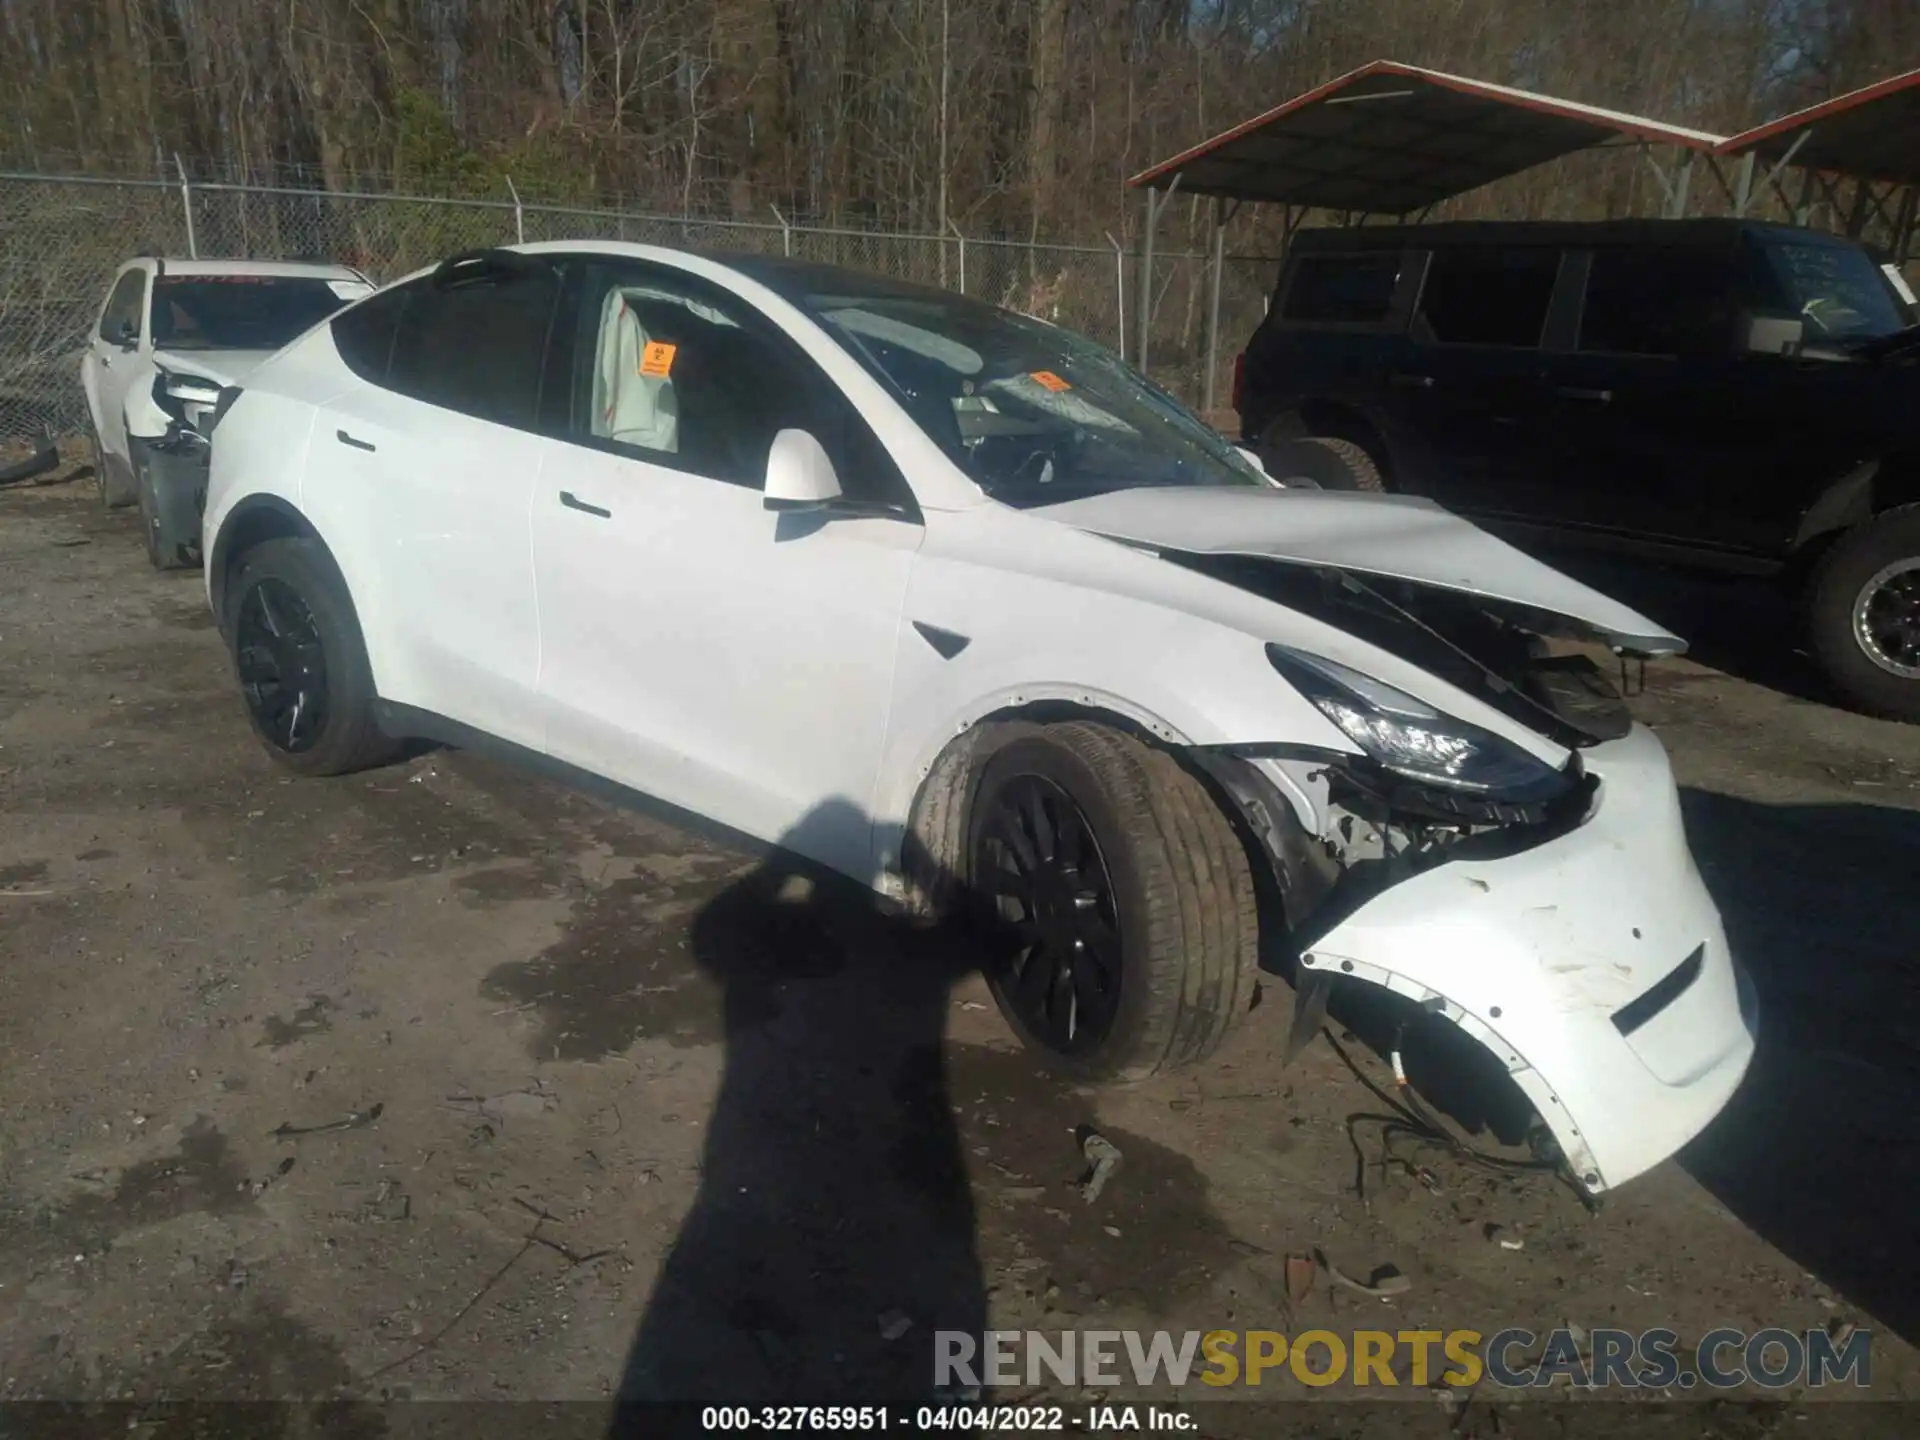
[
  {"x1": 1127, "y1": 60, "x2": 1724, "y2": 213},
  {"x1": 1717, "y1": 68, "x2": 1920, "y2": 189}
]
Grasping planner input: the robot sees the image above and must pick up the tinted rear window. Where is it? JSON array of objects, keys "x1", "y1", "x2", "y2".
[
  {"x1": 1416, "y1": 248, "x2": 1560, "y2": 348},
  {"x1": 331, "y1": 286, "x2": 410, "y2": 383},
  {"x1": 1280, "y1": 254, "x2": 1401, "y2": 324},
  {"x1": 387, "y1": 268, "x2": 562, "y2": 429}
]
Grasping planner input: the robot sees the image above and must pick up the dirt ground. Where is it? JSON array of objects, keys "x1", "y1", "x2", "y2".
[{"x1": 4, "y1": 464, "x2": 1920, "y2": 1435}]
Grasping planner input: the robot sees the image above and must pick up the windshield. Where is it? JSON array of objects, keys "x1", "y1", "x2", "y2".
[
  {"x1": 151, "y1": 276, "x2": 360, "y2": 351},
  {"x1": 796, "y1": 286, "x2": 1266, "y2": 503},
  {"x1": 1756, "y1": 237, "x2": 1909, "y2": 343}
]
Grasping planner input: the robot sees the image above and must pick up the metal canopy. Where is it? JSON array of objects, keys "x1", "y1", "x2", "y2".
[
  {"x1": 1126, "y1": 59, "x2": 1724, "y2": 213},
  {"x1": 1717, "y1": 68, "x2": 1920, "y2": 189}
]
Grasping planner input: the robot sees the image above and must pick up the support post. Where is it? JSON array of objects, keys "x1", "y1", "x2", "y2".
[
  {"x1": 1795, "y1": 167, "x2": 1816, "y2": 227},
  {"x1": 1202, "y1": 195, "x2": 1228, "y2": 415},
  {"x1": 1135, "y1": 176, "x2": 1178, "y2": 374},
  {"x1": 1732, "y1": 152, "x2": 1757, "y2": 217},
  {"x1": 174, "y1": 153, "x2": 197, "y2": 259},
  {"x1": 1105, "y1": 231, "x2": 1127, "y2": 361},
  {"x1": 1892, "y1": 184, "x2": 1918, "y2": 265},
  {"x1": 948, "y1": 220, "x2": 967, "y2": 294},
  {"x1": 1846, "y1": 177, "x2": 1873, "y2": 239},
  {"x1": 770, "y1": 204, "x2": 792, "y2": 257},
  {"x1": 505, "y1": 174, "x2": 525, "y2": 244},
  {"x1": 1664, "y1": 149, "x2": 1694, "y2": 219}
]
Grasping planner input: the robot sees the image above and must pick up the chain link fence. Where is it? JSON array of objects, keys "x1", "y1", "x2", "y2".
[{"x1": 1, "y1": 172, "x2": 1275, "y2": 447}]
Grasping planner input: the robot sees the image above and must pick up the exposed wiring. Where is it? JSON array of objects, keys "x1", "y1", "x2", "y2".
[{"x1": 1323, "y1": 1026, "x2": 1581, "y2": 1207}]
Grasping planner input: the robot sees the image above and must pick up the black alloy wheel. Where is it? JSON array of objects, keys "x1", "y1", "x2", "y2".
[
  {"x1": 234, "y1": 577, "x2": 331, "y2": 754},
  {"x1": 973, "y1": 773, "x2": 1125, "y2": 1056}
]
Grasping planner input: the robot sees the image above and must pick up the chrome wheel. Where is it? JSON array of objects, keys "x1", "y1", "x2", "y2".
[{"x1": 1852, "y1": 558, "x2": 1920, "y2": 679}]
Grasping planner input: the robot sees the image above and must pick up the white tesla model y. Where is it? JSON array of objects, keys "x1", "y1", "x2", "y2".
[{"x1": 200, "y1": 244, "x2": 1756, "y2": 1197}]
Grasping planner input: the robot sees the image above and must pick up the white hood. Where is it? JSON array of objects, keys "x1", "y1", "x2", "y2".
[
  {"x1": 1029, "y1": 486, "x2": 1683, "y2": 656},
  {"x1": 151, "y1": 349, "x2": 278, "y2": 388}
]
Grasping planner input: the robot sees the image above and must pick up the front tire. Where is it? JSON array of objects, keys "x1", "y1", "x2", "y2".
[
  {"x1": 1806, "y1": 506, "x2": 1920, "y2": 723},
  {"x1": 224, "y1": 537, "x2": 400, "y2": 775},
  {"x1": 966, "y1": 722, "x2": 1259, "y2": 1081}
]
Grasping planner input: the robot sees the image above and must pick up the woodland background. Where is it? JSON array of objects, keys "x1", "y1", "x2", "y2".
[{"x1": 5, "y1": 0, "x2": 1920, "y2": 244}]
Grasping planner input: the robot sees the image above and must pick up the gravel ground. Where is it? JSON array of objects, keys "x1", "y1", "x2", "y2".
[{"x1": 3, "y1": 466, "x2": 1919, "y2": 1435}]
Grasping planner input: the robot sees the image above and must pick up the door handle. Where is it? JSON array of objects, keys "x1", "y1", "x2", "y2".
[
  {"x1": 100, "y1": 354, "x2": 112, "y2": 369},
  {"x1": 1390, "y1": 372, "x2": 1435, "y2": 388},
  {"x1": 1555, "y1": 386, "x2": 1613, "y2": 403},
  {"x1": 336, "y1": 429, "x2": 377, "y2": 452},
  {"x1": 560, "y1": 490, "x2": 612, "y2": 519}
]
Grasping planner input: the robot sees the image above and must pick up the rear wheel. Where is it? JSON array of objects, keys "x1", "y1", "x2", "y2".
[
  {"x1": 1806, "y1": 506, "x2": 1920, "y2": 723},
  {"x1": 224, "y1": 538, "x2": 400, "y2": 774},
  {"x1": 1258, "y1": 433, "x2": 1386, "y2": 492},
  {"x1": 966, "y1": 722, "x2": 1259, "y2": 1081}
]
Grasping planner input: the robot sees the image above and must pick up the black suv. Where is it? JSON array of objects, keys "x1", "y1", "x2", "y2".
[{"x1": 1235, "y1": 218, "x2": 1920, "y2": 722}]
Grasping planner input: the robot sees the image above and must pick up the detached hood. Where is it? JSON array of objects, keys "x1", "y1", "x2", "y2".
[
  {"x1": 1029, "y1": 486, "x2": 1683, "y2": 656},
  {"x1": 151, "y1": 349, "x2": 278, "y2": 388}
]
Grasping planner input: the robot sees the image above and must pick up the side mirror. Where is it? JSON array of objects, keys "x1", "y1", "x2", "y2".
[
  {"x1": 763, "y1": 428, "x2": 844, "y2": 511},
  {"x1": 1742, "y1": 313, "x2": 1803, "y2": 356},
  {"x1": 113, "y1": 319, "x2": 139, "y2": 350}
]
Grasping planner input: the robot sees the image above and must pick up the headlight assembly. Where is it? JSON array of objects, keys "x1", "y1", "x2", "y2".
[{"x1": 1267, "y1": 644, "x2": 1574, "y2": 802}]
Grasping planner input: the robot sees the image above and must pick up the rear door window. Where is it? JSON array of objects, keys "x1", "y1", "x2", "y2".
[
  {"x1": 1579, "y1": 248, "x2": 1735, "y2": 356},
  {"x1": 1416, "y1": 248, "x2": 1560, "y2": 348},
  {"x1": 384, "y1": 263, "x2": 564, "y2": 430},
  {"x1": 1279, "y1": 254, "x2": 1401, "y2": 324}
]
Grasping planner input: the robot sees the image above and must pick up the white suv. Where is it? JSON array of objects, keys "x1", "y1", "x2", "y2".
[
  {"x1": 201, "y1": 243, "x2": 1756, "y2": 1196},
  {"x1": 80, "y1": 257, "x2": 372, "y2": 566}
]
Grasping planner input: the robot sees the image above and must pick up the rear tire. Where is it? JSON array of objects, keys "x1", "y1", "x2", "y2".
[
  {"x1": 224, "y1": 537, "x2": 400, "y2": 775},
  {"x1": 966, "y1": 721, "x2": 1259, "y2": 1082},
  {"x1": 1260, "y1": 434, "x2": 1386, "y2": 492},
  {"x1": 1805, "y1": 505, "x2": 1920, "y2": 723}
]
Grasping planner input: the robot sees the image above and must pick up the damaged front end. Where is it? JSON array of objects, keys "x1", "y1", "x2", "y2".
[
  {"x1": 1187, "y1": 558, "x2": 1757, "y2": 1199},
  {"x1": 128, "y1": 369, "x2": 236, "y2": 569}
]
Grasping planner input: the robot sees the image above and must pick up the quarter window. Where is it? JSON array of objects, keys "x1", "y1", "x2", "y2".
[
  {"x1": 1280, "y1": 254, "x2": 1401, "y2": 325},
  {"x1": 99, "y1": 270, "x2": 147, "y2": 343},
  {"x1": 1416, "y1": 248, "x2": 1560, "y2": 348},
  {"x1": 330, "y1": 285, "x2": 410, "y2": 384}
]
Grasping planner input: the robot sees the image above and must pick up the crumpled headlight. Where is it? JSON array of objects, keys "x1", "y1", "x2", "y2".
[{"x1": 1267, "y1": 644, "x2": 1573, "y2": 801}]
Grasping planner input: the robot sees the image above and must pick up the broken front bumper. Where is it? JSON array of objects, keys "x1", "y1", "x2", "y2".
[{"x1": 1297, "y1": 723, "x2": 1757, "y2": 1195}]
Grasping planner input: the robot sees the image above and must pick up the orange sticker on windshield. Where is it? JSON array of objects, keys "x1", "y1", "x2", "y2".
[
  {"x1": 1029, "y1": 370, "x2": 1072, "y2": 392},
  {"x1": 639, "y1": 341, "x2": 677, "y2": 378}
]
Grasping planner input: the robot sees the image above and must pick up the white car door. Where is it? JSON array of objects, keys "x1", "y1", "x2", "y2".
[
  {"x1": 531, "y1": 259, "x2": 923, "y2": 881},
  {"x1": 83, "y1": 265, "x2": 151, "y2": 466},
  {"x1": 296, "y1": 258, "x2": 562, "y2": 753}
]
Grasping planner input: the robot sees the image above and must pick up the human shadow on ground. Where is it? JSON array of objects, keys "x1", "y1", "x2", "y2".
[
  {"x1": 612, "y1": 800, "x2": 987, "y2": 1421},
  {"x1": 1677, "y1": 787, "x2": 1920, "y2": 1344}
]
